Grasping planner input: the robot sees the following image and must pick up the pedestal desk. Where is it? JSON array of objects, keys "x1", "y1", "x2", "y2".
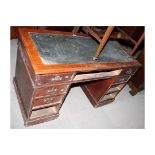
[{"x1": 13, "y1": 28, "x2": 140, "y2": 126}]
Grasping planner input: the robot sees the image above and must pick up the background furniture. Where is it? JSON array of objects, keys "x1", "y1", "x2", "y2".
[
  {"x1": 11, "y1": 26, "x2": 74, "y2": 39},
  {"x1": 128, "y1": 49, "x2": 144, "y2": 95},
  {"x1": 11, "y1": 26, "x2": 38, "y2": 39},
  {"x1": 72, "y1": 26, "x2": 144, "y2": 58},
  {"x1": 11, "y1": 26, "x2": 144, "y2": 41},
  {"x1": 72, "y1": 26, "x2": 115, "y2": 60}
]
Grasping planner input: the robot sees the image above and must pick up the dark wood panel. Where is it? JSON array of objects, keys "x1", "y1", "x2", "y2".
[
  {"x1": 34, "y1": 84, "x2": 70, "y2": 97},
  {"x1": 38, "y1": 26, "x2": 74, "y2": 32},
  {"x1": 32, "y1": 95, "x2": 64, "y2": 110},
  {"x1": 15, "y1": 47, "x2": 34, "y2": 116},
  {"x1": 11, "y1": 26, "x2": 74, "y2": 39},
  {"x1": 121, "y1": 26, "x2": 144, "y2": 41},
  {"x1": 11, "y1": 26, "x2": 38, "y2": 39},
  {"x1": 81, "y1": 78, "x2": 115, "y2": 107},
  {"x1": 128, "y1": 50, "x2": 144, "y2": 95}
]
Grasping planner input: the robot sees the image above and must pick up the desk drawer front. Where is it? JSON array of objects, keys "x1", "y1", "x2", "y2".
[
  {"x1": 114, "y1": 76, "x2": 130, "y2": 85},
  {"x1": 73, "y1": 69, "x2": 122, "y2": 82},
  {"x1": 121, "y1": 68, "x2": 138, "y2": 75},
  {"x1": 37, "y1": 73, "x2": 74, "y2": 85},
  {"x1": 100, "y1": 92, "x2": 118, "y2": 101},
  {"x1": 34, "y1": 85, "x2": 70, "y2": 97},
  {"x1": 106, "y1": 84, "x2": 125, "y2": 94},
  {"x1": 30, "y1": 105, "x2": 59, "y2": 119},
  {"x1": 97, "y1": 98, "x2": 115, "y2": 107},
  {"x1": 32, "y1": 95, "x2": 64, "y2": 110}
]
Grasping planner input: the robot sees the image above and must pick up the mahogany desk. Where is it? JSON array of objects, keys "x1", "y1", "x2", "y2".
[{"x1": 13, "y1": 28, "x2": 140, "y2": 126}]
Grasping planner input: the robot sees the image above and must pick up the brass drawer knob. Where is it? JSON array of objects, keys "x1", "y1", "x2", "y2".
[{"x1": 60, "y1": 89, "x2": 64, "y2": 92}]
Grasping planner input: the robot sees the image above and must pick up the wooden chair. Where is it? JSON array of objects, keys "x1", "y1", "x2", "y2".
[
  {"x1": 72, "y1": 26, "x2": 114, "y2": 60},
  {"x1": 72, "y1": 26, "x2": 144, "y2": 59}
]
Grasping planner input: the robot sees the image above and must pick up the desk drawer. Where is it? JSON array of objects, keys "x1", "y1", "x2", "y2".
[
  {"x1": 121, "y1": 68, "x2": 138, "y2": 75},
  {"x1": 32, "y1": 95, "x2": 64, "y2": 110},
  {"x1": 100, "y1": 92, "x2": 118, "y2": 101},
  {"x1": 34, "y1": 85, "x2": 70, "y2": 97},
  {"x1": 30, "y1": 105, "x2": 60, "y2": 119},
  {"x1": 113, "y1": 76, "x2": 130, "y2": 85},
  {"x1": 73, "y1": 69, "x2": 122, "y2": 82},
  {"x1": 106, "y1": 84, "x2": 125, "y2": 94},
  {"x1": 37, "y1": 73, "x2": 74, "y2": 85},
  {"x1": 97, "y1": 98, "x2": 115, "y2": 107}
]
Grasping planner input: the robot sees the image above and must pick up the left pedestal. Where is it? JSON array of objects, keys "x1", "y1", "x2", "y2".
[{"x1": 13, "y1": 43, "x2": 66, "y2": 126}]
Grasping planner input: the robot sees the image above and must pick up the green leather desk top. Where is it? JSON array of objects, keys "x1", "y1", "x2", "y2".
[{"x1": 29, "y1": 32, "x2": 133, "y2": 65}]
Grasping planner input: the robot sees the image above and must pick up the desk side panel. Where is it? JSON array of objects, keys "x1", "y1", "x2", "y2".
[{"x1": 14, "y1": 47, "x2": 34, "y2": 116}]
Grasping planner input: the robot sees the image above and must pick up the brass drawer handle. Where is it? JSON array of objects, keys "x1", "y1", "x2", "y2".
[
  {"x1": 47, "y1": 88, "x2": 57, "y2": 93},
  {"x1": 43, "y1": 97, "x2": 54, "y2": 102},
  {"x1": 50, "y1": 76, "x2": 62, "y2": 81},
  {"x1": 60, "y1": 89, "x2": 65, "y2": 92}
]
